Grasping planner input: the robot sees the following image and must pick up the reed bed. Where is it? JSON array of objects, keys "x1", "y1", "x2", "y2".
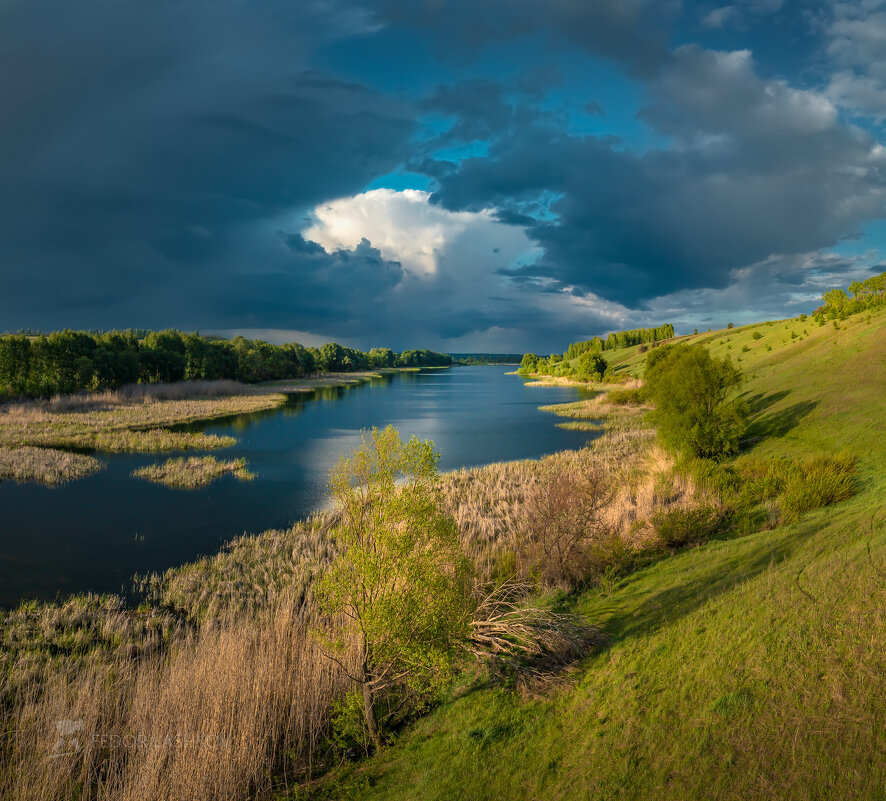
[
  {"x1": 132, "y1": 456, "x2": 255, "y2": 489},
  {"x1": 3, "y1": 595, "x2": 356, "y2": 801},
  {"x1": 0, "y1": 386, "x2": 285, "y2": 483},
  {"x1": 0, "y1": 446, "x2": 104, "y2": 485}
]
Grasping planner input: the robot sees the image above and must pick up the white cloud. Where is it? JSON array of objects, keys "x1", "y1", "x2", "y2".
[
  {"x1": 294, "y1": 188, "x2": 629, "y2": 351},
  {"x1": 303, "y1": 188, "x2": 528, "y2": 278},
  {"x1": 824, "y1": 4, "x2": 886, "y2": 118}
]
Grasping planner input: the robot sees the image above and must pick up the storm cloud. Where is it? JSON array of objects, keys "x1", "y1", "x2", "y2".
[{"x1": 2, "y1": 0, "x2": 886, "y2": 351}]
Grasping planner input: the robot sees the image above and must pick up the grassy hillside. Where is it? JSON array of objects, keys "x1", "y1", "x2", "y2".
[{"x1": 304, "y1": 308, "x2": 886, "y2": 800}]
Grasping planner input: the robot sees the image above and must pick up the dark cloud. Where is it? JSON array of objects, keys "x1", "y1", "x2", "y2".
[
  {"x1": 2, "y1": 0, "x2": 886, "y2": 351},
  {"x1": 424, "y1": 46, "x2": 886, "y2": 306},
  {"x1": 0, "y1": 0, "x2": 414, "y2": 329},
  {"x1": 373, "y1": 0, "x2": 676, "y2": 77}
]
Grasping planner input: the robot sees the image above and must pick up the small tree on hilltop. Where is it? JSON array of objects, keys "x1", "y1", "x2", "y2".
[
  {"x1": 316, "y1": 427, "x2": 474, "y2": 750},
  {"x1": 644, "y1": 344, "x2": 747, "y2": 459}
]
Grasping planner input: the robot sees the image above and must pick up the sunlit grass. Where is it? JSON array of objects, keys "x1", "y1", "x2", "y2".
[
  {"x1": 0, "y1": 446, "x2": 104, "y2": 485},
  {"x1": 132, "y1": 456, "x2": 255, "y2": 489}
]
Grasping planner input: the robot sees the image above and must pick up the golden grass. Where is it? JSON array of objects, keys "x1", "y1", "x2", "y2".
[
  {"x1": 0, "y1": 384, "x2": 286, "y2": 484},
  {"x1": 3, "y1": 595, "x2": 357, "y2": 801},
  {"x1": 555, "y1": 421, "x2": 604, "y2": 431},
  {"x1": 0, "y1": 446, "x2": 104, "y2": 485},
  {"x1": 132, "y1": 456, "x2": 255, "y2": 489}
]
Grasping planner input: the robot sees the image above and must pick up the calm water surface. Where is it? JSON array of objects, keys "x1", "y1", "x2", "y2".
[{"x1": 0, "y1": 367, "x2": 596, "y2": 606}]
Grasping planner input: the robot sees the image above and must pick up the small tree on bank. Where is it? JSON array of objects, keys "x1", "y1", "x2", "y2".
[
  {"x1": 316, "y1": 427, "x2": 474, "y2": 750},
  {"x1": 644, "y1": 344, "x2": 747, "y2": 459}
]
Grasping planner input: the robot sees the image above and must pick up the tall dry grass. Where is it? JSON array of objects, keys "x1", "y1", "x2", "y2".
[
  {"x1": 3, "y1": 595, "x2": 357, "y2": 801},
  {"x1": 3, "y1": 380, "x2": 250, "y2": 417}
]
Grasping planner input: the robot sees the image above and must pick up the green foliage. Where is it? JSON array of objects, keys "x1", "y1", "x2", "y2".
[
  {"x1": 752, "y1": 331, "x2": 764, "y2": 340},
  {"x1": 606, "y1": 386, "x2": 646, "y2": 405},
  {"x1": 644, "y1": 344, "x2": 747, "y2": 459},
  {"x1": 677, "y1": 453, "x2": 857, "y2": 531},
  {"x1": 652, "y1": 505, "x2": 725, "y2": 549},
  {"x1": 778, "y1": 454, "x2": 857, "y2": 524},
  {"x1": 330, "y1": 690, "x2": 371, "y2": 754},
  {"x1": 816, "y1": 270, "x2": 886, "y2": 319},
  {"x1": 0, "y1": 329, "x2": 451, "y2": 398},
  {"x1": 316, "y1": 427, "x2": 474, "y2": 746},
  {"x1": 574, "y1": 352, "x2": 608, "y2": 381}
]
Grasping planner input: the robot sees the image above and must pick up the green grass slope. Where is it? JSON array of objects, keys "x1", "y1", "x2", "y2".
[{"x1": 303, "y1": 308, "x2": 886, "y2": 801}]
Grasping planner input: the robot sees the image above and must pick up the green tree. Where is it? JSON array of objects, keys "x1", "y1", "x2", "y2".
[
  {"x1": 519, "y1": 353, "x2": 539, "y2": 374},
  {"x1": 316, "y1": 427, "x2": 473, "y2": 749},
  {"x1": 368, "y1": 347, "x2": 395, "y2": 368},
  {"x1": 644, "y1": 344, "x2": 747, "y2": 459},
  {"x1": 575, "y1": 351, "x2": 608, "y2": 381}
]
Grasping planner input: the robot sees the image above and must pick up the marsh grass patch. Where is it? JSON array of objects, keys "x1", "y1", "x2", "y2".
[{"x1": 132, "y1": 456, "x2": 255, "y2": 489}]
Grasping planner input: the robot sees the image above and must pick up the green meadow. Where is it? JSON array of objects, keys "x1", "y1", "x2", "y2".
[{"x1": 302, "y1": 307, "x2": 886, "y2": 801}]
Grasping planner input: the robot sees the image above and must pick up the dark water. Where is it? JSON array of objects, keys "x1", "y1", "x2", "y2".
[{"x1": 0, "y1": 367, "x2": 596, "y2": 607}]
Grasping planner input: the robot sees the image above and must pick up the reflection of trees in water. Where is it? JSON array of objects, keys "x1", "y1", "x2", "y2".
[{"x1": 177, "y1": 372, "x2": 411, "y2": 434}]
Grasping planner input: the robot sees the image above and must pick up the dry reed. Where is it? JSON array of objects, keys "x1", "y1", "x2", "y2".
[
  {"x1": 132, "y1": 456, "x2": 255, "y2": 489},
  {"x1": 0, "y1": 446, "x2": 104, "y2": 485}
]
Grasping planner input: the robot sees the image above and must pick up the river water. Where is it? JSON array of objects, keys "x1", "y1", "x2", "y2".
[{"x1": 0, "y1": 366, "x2": 597, "y2": 606}]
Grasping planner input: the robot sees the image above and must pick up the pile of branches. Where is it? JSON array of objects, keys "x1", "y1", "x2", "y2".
[{"x1": 466, "y1": 581, "x2": 604, "y2": 692}]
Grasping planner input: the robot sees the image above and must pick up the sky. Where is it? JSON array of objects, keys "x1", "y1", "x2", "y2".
[{"x1": 2, "y1": 0, "x2": 886, "y2": 353}]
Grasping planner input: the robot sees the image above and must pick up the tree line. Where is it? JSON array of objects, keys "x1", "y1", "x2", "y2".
[
  {"x1": 518, "y1": 323, "x2": 674, "y2": 381},
  {"x1": 565, "y1": 324, "x2": 674, "y2": 359},
  {"x1": 0, "y1": 330, "x2": 452, "y2": 399},
  {"x1": 815, "y1": 270, "x2": 886, "y2": 320}
]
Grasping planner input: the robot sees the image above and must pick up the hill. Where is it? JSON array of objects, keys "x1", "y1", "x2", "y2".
[{"x1": 304, "y1": 306, "x2": 886, "y2": 800}]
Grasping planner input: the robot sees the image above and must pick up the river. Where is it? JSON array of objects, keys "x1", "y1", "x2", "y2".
[{"x1": 0, "y1": 366, "x2": 597, "y2": 606}]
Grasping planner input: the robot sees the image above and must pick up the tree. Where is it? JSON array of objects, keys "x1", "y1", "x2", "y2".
[
  {"x1": 644, "y1": 344, "x2": 747, "y2": 459},
  {"x1": 318, "y1": 342, "x2": 345, "y2": 372},
  {"x1": 575, "y1": 351, "x2": 607, "y2": 381},
  {"x1": 316, "y1": 427, "x2": 473, "y2": 749},
  {"x1": 519, "y1": 353, "x2": 539, "y2": 374}
]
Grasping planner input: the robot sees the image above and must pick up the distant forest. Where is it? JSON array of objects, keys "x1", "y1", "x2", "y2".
[
  {"x1": 0, "y1": 330, "x2": 452, "y2": 399},
  {"x1": 564, "y1": 324, "x2": 675, "y2": 359},
  {"x1": 450, "y1": 354, "x2": 524, "y2": 365}
]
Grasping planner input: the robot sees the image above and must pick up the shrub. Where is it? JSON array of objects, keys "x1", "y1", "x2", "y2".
[
  {"x1": 607, "y1": 386, "x2": 646, "y2": 405},
  {"x1": 644, "y1": 344, "x2": 748, "y2": 459},
  {"x1": 752, "y1": 331, "x2": 763, "y2": 340},
  {"x1": 519, "y1": 462, "x2": 615, "y2": 588},
  {"x1": 316, "y1": 427, "x2": 474, "y2": 748},
  {"x1": 779, "y1": 454, "x2": 857, "y2": 523},
  {"x1": 742, "y1": 345, "x2": 751, "y2": 353},
  {"x1": 652, "y1": 505, "x2": 725, "y2": 549}
]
